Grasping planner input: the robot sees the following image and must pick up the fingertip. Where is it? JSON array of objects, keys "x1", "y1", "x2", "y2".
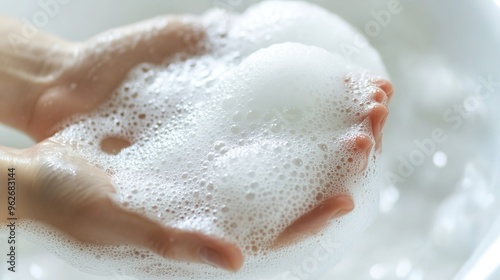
[
  {"x1": 275, "y1": 195, "x2": 355, "y2": 247},
  {"x1": 199, "y1": 242, "x2": 244, "y2": 272},
  {"x1": 146, "y1": 227, "x2": 244, "y2": 272},
  {"x1": 375, "y1": 79, "x2": 394, "y2": 101}
]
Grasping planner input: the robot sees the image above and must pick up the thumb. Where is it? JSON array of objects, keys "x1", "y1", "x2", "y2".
[{"x1": 87, "y1": 196, "x2": 244, "y2": 272}]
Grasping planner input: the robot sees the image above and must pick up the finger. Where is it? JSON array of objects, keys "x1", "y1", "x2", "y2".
[
  {"x1": 88, "y1": 197, "x2": 243, "y2": 272},
  {"x1": 274, "y1": 195, "x2": 354, "y2": 247},
  {"x1": 366, "y1": 104, "x2": 388, "y2": 148},
  {"x1": 374, "y1": 78, "x2": 394, "y2": 102}
]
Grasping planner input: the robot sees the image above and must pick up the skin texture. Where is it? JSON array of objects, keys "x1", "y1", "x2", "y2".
[{"x1": 0, "y1": 14, "x2": 392, "y2": 272}]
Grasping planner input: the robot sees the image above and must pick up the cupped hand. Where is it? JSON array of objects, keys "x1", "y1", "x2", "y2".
[
  {"x1": 15, "y1": 139, "x2": 242, "y2": 271},
  {"x1": 27, "y1": 16, "x2": 205, "y2": 141}
]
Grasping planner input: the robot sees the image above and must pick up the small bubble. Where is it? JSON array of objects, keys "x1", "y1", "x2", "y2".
[
  {"x1": 231, "y1": 125, "x2": 241, "y2": 134},
  {"x1": 207, "y1": 153, "x2": 215, "y2": 161},
  {"x1": 293, "y1": 158, "x2": 303, "y2": 167},
  {"x1": 252, "y1": 246, "x2": 259, "y2": 253},
  {"x1": 214, "y1": 141, "x2": 226, "y2": 151},
  {"x1": 270, "y1": 123, "x2": 282, "y2": 133},
  {"x1": 318, "y1": 143, "x2": 328, "y2": 152},
  {"x1": 245, "y1": 193, "x2": 255, "y2": 201}
]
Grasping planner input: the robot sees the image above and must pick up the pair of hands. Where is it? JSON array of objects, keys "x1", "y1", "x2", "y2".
[{"x1": 1, "y1": 15, "x2": 357, "y2": 272}]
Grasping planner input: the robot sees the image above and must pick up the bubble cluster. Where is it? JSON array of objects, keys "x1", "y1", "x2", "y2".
[{"x1": 20, "y1": 1, "x2": 388, "y2": 279}]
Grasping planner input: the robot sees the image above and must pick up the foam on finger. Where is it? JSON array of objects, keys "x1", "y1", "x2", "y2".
[{"x1": 20, "y1": 1, "x2": 387, "y2": 279}]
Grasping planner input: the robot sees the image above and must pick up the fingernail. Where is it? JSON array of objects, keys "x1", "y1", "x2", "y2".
[
  {"x1": 199, "y1": 247, "x2": 233, "y2": 271},
  {"x1": 331, "y1": 209, "x2": 350, "y2": 219}
]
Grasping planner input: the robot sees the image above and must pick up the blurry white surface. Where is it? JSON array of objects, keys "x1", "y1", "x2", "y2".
[
  {"x1": 456, "y1": 217, "x2": 500, "y2": 280},
  {"x1": 0, "y1": 0, "x2": 499, "y2": 279}
]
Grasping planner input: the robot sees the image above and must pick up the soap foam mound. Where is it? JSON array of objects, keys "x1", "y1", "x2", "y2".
[{"x1": 20, "y1": 1, "x2": 387, "y2": 279}]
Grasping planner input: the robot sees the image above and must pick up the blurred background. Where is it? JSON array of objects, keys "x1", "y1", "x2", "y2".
[{"x1": 0, "y1": 0, "x2": 499, "y2": 279}]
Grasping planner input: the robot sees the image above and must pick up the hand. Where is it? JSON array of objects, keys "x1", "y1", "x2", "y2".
[
  {"x1": 7, "y1": 139, "x2": 242, "y2": 271},
  {"x1": 275, "y1": 76, "x2": 393, "y2": 246},
  {"x1": 26, "y1": 16, "x2": 205, "y2": 141}
]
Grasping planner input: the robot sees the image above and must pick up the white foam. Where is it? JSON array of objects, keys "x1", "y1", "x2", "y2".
[{"x1": 20, "y1": 1, "x2": 387, "y2": 279}]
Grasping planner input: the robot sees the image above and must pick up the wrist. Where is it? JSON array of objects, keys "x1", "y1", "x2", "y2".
[
  {"x1": 0, "y1": 22, "x2": 78, "y2": 137},
  {"x1": 21, "y1": 42, "x2": 81, "y2": 140},
  {"x1": 0, "y1": 147, "x2": 37, "y2": 222},
  {"x1": 0, "y1": 148, "x2": 13, "y2": 222}
]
